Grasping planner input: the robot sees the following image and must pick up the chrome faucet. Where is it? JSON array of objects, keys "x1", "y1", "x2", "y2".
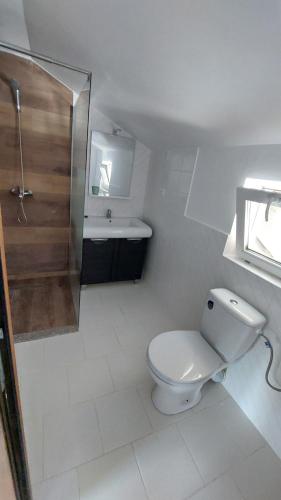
[{"x1": 106, "y1": 208, "x2": 112, "y2": 219}]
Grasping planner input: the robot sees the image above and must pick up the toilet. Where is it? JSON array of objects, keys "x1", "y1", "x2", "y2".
[{"x1": 147, "y1": 288, "x2": 266, "y2": 415}]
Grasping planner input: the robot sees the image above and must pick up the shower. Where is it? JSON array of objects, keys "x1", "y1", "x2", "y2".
[
  {"x1": 0, "y1": 46, "x2": 91, "y2": 341},
  {"x1": 10, "y1": 78, "x2": 21, "y2": 112},
  {"x1": 9, "y1": 78, "x2": 32, "y2": 223}
]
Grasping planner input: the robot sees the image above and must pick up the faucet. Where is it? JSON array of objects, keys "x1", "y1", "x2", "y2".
[{"x1": 106, "y1": 208, "x2": 112, "y2": 219}]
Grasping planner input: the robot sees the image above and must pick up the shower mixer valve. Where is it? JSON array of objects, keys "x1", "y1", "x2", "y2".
[{"x1": 10, "y1": 186, "x2": 33, "y2": 198}]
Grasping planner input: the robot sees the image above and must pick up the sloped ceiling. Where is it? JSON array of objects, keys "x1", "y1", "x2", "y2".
[{"x1": 23, "y1": 0, "x2": 281, "y2": 149}]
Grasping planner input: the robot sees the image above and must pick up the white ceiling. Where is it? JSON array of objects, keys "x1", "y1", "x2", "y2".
[{"x1": 23, "y1": 0, "x2": 281, "y2": 149}]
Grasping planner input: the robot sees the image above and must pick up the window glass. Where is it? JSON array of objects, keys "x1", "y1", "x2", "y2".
[{"x1": 246, "y1": 200, "x2": 281, "y2": 264}]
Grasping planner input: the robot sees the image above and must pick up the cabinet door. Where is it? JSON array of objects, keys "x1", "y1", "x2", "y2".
[
  {"x1": 81, "y1": 239, "x2": 115, "y2": 284},
  {"x1": 114, "y1": 238, "x2": 148, "y2": 281}
]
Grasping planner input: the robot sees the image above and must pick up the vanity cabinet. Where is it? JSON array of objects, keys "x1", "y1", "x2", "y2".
[
  {"x1": 81, "y1": 238, "x2": 115, "y2": 284},
  {"x1": 114, "y1": 238, "x2": 148, "y2": 281},
  {"x1": 81, "y1": 237, "x2": 148, "y2": 284}
]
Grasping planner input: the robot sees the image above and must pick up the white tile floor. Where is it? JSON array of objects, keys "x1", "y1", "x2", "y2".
[{"x1": 15, "y1": 282, "x2": 281, "y2": 500}]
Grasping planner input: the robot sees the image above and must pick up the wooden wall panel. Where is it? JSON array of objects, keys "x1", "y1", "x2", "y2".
[
  {"x1": 6, "y1": 243, "x2": 69, "y2": 275},
  {"x1": 0, "y1": 53, "x2": 72, "y2": 114},
  {"x1": 0, "y1": 191, "x2": 70, "y2": 227},
  {"x1": 0, "y1": 128, "x2": 71, "y2": 175},
  {"x1": 0, "y1": 52, "x2": 73, "y2": 278},
  {"x1": 0, "y1": 171, "x2": 70, "y2": 195}
]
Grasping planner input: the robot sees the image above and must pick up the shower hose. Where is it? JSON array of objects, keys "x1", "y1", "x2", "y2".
[
  {"x1": 260, "y1": 333, "x2": 281, "y2": 392},
  {"x1": 17, "y1": 110, "x2": 27, "y2": 224}
]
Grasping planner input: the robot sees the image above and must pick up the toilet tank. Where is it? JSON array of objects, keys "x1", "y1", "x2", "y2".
[{"x1": 200, "y1": 289, "x2": 266, "y2": 363}]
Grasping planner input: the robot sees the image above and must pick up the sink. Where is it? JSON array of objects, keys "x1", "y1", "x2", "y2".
[{"x1": 83, "y1": 217, "x2": 153, "y2": 239}]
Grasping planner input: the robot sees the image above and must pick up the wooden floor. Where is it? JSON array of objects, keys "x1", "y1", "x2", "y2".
[{"x1": 9, "y1": 276, "x2": 77, "y2": 342}]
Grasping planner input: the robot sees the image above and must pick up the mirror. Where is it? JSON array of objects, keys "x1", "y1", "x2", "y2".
[{"x1": 89, "y1": 131, "x2": 135, "y2": 198}]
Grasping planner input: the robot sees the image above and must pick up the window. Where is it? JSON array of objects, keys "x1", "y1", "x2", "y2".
[
  {"x1": 98, "y1": 160, "x2": 112, "y2": 196},
  {"x1": 236, "y1": 186, "x2": 281, "y2": 278}
]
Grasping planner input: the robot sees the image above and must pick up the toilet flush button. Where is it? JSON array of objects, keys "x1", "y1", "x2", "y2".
[{"x1": 230, "y1": 299, "x2": 238, "y2": 305}]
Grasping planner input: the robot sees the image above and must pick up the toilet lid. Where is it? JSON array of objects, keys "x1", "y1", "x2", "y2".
[{"x1": 148, "y1": 330, "x2": 223, "y2": 384}]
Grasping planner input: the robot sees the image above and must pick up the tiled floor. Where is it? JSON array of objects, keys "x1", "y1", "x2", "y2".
[{"x1": 15, "y1": 282, "x2": 281, "y2": 500}]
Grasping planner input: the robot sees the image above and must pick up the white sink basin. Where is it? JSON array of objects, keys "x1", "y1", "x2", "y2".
[{"x1": 83, "y1": 217, "x2": 152, "y2": 239}]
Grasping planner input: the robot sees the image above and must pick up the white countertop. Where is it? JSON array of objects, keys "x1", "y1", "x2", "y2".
[{"x1": 83, "y1": 217, "x2": 152, "y2": 239}]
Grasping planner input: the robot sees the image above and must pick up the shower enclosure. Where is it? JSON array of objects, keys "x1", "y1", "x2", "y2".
[{"x1": 0, "y1": 41, "x2": 91, "y2": 341}]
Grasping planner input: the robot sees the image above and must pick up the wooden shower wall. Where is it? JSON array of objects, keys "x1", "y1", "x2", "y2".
[{"x1": 0, "y1": 52, "x2": 73, "y2": 278}]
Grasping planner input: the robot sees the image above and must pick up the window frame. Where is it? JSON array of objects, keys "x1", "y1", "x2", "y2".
[{"x1": 236, "y1": 186, "x2": 281, "y2": 279}]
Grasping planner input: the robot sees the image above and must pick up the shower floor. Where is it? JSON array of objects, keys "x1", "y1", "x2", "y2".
[{"x1": 9, "y1": 276, "x2": 77, "y2": 342}]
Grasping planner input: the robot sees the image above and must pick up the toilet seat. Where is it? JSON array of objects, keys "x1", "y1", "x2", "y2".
[{"x1": 147, "y1": 330, "x2": 223, "y2": 385}]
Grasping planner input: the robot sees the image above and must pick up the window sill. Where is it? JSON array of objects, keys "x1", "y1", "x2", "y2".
[{"x1": 223, "y1": 252, "x2": 281, "y2": 290}]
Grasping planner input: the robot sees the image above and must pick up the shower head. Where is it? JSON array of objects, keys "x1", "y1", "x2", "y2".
[{"x1": 10, "y1": 79, "x2": 21, "y2": 112}]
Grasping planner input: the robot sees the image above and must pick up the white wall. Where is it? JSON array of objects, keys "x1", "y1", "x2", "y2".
[
  {"x1": 186, "y1": 145, "x2": 281, "y2": 234},
  {"x1": 84, "y1": 108, "x2": 151, "y2": 218},
  {"x1": 144, "y1": 146, "x2": 281, "y2": 459},
  {"x1": 0, "y1": 0, "x2": 30, "y2": 48}
]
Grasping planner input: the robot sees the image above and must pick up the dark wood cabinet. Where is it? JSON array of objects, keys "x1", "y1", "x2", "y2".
[
  {"x1": 113, "y1": 238, "x2": 147, "y2": 281},
  {"x1": 81, "y1": 238, "x2": 115, "y2": 284},
  {"x1": 81, "y1": 237, "x2": 148, "y2": 285}
]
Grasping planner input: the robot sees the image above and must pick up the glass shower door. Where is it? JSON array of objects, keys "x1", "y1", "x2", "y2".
[
  {"x1": 0, "y1": 208, "x2": 31, "y2": 499},
  {"x1": 69, "y1": 80, "x2": 91, "y2": 320}
]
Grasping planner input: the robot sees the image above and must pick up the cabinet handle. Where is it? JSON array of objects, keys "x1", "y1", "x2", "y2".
[
  {"x1": 90, "y1": 238, "x2": 109, "y2": 242},
  {"x1": 126, "y1": 238, "x2": 142, "y2": 241}
]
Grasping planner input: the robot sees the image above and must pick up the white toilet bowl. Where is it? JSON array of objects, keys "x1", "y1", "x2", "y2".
[
  {"x1": 146, "y1": 288, "x2": 266, "y2": 415},
  {"x1": 147, "y1": 330, "x2": 224, "y2": 414}
]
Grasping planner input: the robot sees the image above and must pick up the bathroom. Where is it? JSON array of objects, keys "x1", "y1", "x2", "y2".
[{"x1": 1, "y1": 1, "x2": 281, "y2": 499}]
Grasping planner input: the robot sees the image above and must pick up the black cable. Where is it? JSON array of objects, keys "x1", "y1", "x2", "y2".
[{"x1": 260, "y1": 333, "x2": 281, "y2": 392}]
